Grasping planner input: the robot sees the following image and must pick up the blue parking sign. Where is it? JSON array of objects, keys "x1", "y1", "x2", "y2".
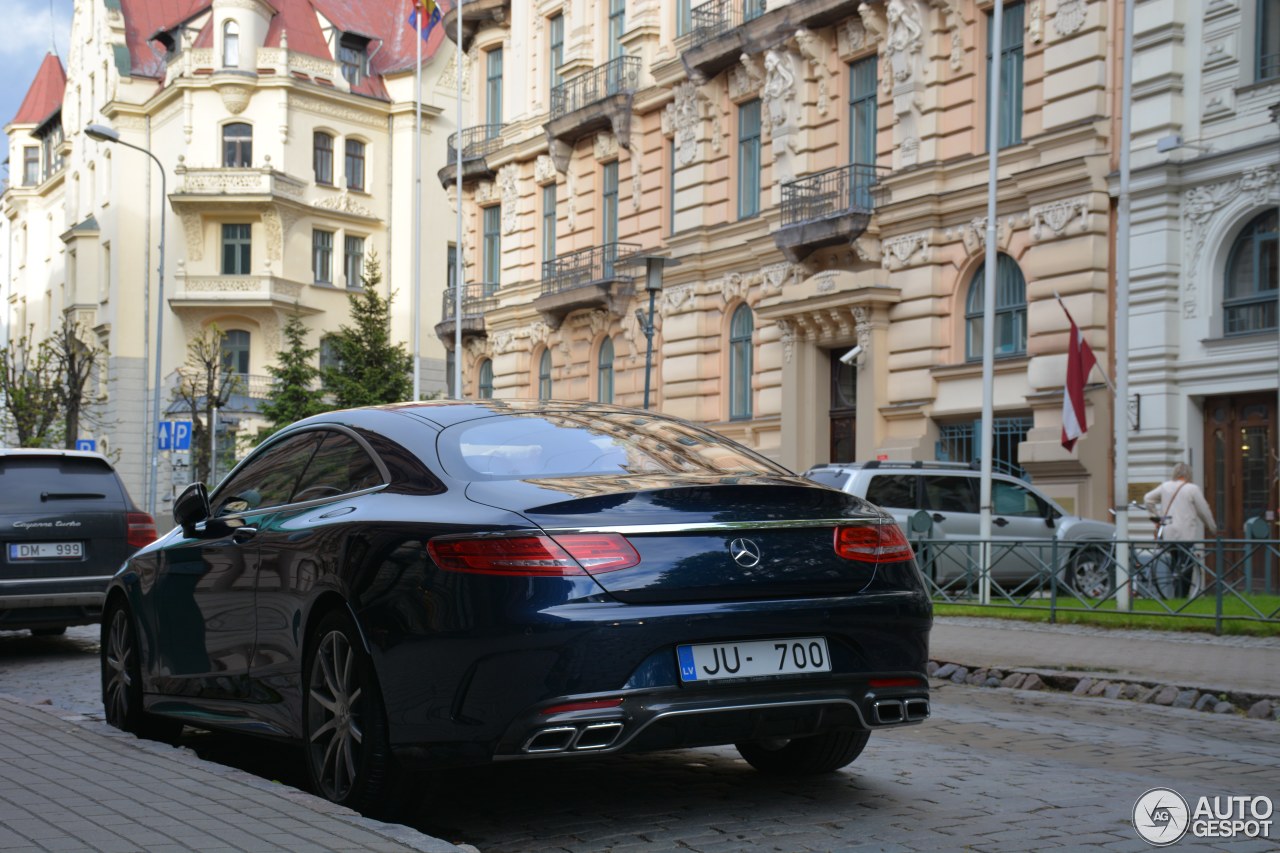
[
  {"x1": 157, "y1": 421, "x2": 172, "y2": 450},
  {"x1": 173, "y1": 421, "x2": 192, "y2": 451},
  {"x1": 75, "y1": 439, "x2": 96, "y2": 452}
]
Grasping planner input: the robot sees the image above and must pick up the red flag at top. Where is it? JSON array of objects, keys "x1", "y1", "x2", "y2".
[{"x1": 1060, "y1": 305, "x2": 1097, "y2": 452}]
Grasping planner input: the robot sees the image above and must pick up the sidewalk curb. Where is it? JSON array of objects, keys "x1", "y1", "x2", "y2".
[
  {"x1": 0, "y1": 694, "x2": 473, "y2": 853},
  {"x1": 926, "y1": 660, "x2": 1280, "y2": 721}
]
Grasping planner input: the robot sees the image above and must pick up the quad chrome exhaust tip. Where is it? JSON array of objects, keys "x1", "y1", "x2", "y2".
[
  {"x1": 872, "y1": 697, "x2": 930, "y2": 725},
  {"x1": 521, "y1": 721, "x2": 625, "y2": 754}
]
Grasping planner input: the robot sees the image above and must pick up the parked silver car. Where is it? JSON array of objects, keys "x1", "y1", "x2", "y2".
[{"x1": 803, "y1": 461, "x2": 1116, "y2": 597}]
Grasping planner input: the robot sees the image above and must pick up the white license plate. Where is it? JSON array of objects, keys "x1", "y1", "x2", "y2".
[
  {"x1": 677, "y1": 637, "x2": 831, "y2": 683},
  {"x1": 8, "y1": 542, "x2": 84, "y2": 560}
]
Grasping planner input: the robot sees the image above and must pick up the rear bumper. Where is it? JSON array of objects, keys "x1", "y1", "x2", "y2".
[{"x1": 0, "y1": 576, "x2": 111, "y2": 629}]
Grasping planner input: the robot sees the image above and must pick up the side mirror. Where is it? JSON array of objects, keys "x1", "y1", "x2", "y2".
[{"x1": 174, "y1": 483, "x2": 211, "y2": 535}]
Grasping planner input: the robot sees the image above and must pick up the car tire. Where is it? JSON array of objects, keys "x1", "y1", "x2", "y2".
[
  {"x1": 736, "y1": 729, "x2": 871, "y2": 775},
  {"x1": 101, "y1": 602, "x2": 182, "y2": 742},
  {"x1": 302, "y1": 610, "x2": 404, "y2": 816},
  {"x1": 1066, "y1": 545, "x2": 1114, "y2": 599},
  {"x1": 32, "y1": 626, "x2": 66, "y2": 637}
]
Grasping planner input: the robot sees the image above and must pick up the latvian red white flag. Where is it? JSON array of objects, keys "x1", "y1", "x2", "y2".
[{"x1": 1061, "y1": 308, "x2": 1097, "y2": 451}]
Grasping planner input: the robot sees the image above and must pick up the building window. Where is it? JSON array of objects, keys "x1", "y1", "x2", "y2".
[
  {"x1": 676, "y1": 0, "x2": 691, "y2": 37},
  {"x1": 478, "y1": 359, "x2": 494, "y2": 399},
  {"x1": 345, "y1": 139, "x2": 366, "y2": 191},
  {"x1": 937, "y1": 416, "x2": 1033, "y2": 480},
  {"x1": 542, "y1": 184, "x2": 557, "y2": 263},
  {"x1": 221, "y1": 224, "x2": 252, "y2": 275},
  {"x1": 482, "y1": 206, "x2": 501, "y2": 293},
  {"x1": 986, "y1": 2, "x2": 1025, "y2": 150},
  {"x1": 486, "y1": 48, "x2": 504, "y2": 127},
  {"x1": 22, "y1": 146, "x2": 39, "y2": 186},
  {"x1": 549, "y1": 14, "x2": 565, "y2": 93},
  {"x1": 220, "y1": 329, "x2": 250, "y2": 376},
  {"x1": 319, "y1": 335, "x2": 340, "y2": 373},
  {"x1": 446, "y1": 349, "x2": 456, "y2": 397},
  {"x1": 602, "y1": 161, "x2": 620, "y2": 247},
  {"x1": 538, "y1": 349, "x2": 552, "y2": 400},
  {"x1": 597, "y1": 337, "x2": 615, "y2": 403},
  {"x1": 1224, "y1": 209, "x2": 1279, "y2": 335},
  {"x1": 1260, "y1": 0, "x2": 1280, "y2": 80},
  {"x1": 312, "y1": 229, "x2": 333, "y2": 283},
  {"x1": 447, "y1": 243, "x2": 458, "y2": 293},
  {"x1": 223, "y1": 122, "x2": 252, "y2": 167},
  {"x1": 344, "y1": 235, "x2": 365, "y2": 288},
  {"x1": 609, "y1": 0, "x2": 626, "y2": 58},
  {"x1": 737, "y1": 99, "x2": 762, "y2": 220},
  {"x1": 314, "y1": 132, "x2": 334, "y2": 184},
  {"x1": 965, "y1": 254, "x2": 1027, "y2": 361},
  {"x1": 338, "y1": 34, "x2": 368, "y2": 86},
  {"x1": 729, "y1": 304, "x2": 753, "y2": 420},
  {"x1": 669, "y1": 139, "x2": 679, "y2": 234},
  {"x1": 746, "y1": 0, "x2": 766, "y2": 21},
  {"x1": 849, "y1": 56, "x2": 877, "y2": 165},
  {"x1": 222, "y1": 20, "x2": 239, "y2": 67}
]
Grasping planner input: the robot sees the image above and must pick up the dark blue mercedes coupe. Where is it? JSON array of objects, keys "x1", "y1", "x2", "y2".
[{"x1": 101, "y1": 401, "x2": 931, "y2": 813}]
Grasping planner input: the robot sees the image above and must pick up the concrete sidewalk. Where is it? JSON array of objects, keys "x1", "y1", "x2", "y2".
[
  {"x1": 931, "y1": 616, "x2": 1280, "y2": 696},
  {"x1": 0, "y1": 697, "x2": 462, "y2": 853}
]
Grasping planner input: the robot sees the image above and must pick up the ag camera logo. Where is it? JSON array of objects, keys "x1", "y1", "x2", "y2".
[{"x1": 1134, "y1": 788, "x2": 1190, "y2": 846}]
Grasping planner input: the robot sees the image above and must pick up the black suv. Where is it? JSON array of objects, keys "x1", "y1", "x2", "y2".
[{"x1": 0, "y1": 450, "x2": 155, "y2": 635}]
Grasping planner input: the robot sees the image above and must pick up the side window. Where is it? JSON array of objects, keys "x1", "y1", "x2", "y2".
[
  {"x1": 213, "y1": 433, "x2": 322, "y2": 516},
  {"x1": 865, "y1": 475, "x2": 918, "y2": 509},
  {"x1": 923, "y1": 476, "x2": 979, "y2": 514},
  {"x1": 806, "y1": 469, "x2": 851, "y2": 490},
  {"x1": 992, "y1": 480, "x2": 1047, "y2": 517},
  {"x1": 291, "y1": 431, "x2": 384, "y2": 503}
]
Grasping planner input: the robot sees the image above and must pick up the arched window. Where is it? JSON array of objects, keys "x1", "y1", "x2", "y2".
[
  {"x1": 597, "y1": 337, "x2": 614, "y2": 403},
  {"x1": 538, "y1": 349, "x2": 552, "y2": 400},
  {"x1": 222, "y1": 20, "x2": 239, "y2": 67},
  {"x1": 1224, "y1": 209, "x2": 1278, "y2": 335},
  {"x1": 478, "y1": 359, "x2": 494, "y2": 399},
  {"x1": 965, "y1": 254, "x2": 1027, "y2": 361},
  {"x1": 729, "y1": 304, "x2": 753, "y2": 420},
  {"x1": 220, "y1": 329, "x2": 250, "y2": 376},
  {"x1": 223, "y1": 123, "x2": 252, "y2": 167}
]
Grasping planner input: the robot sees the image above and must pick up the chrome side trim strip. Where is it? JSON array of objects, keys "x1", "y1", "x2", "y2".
[
  {"x1": 0, "y1": 592, "x2": 105, "y2": 609},
  {"x1": 542, "y1": 518, "x2": 878, "y2": 536},
  {"x1": 0, "y1": 575, "x2": 113, "y2": 587}
]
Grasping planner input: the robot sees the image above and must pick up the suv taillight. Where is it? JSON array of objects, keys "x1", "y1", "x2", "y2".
[
  {"x1": 833, "y1": 523, "x2": 914, "y2": 563},
  {"x1": 126, "y1": 511, "x2": 157, "y2": 550}
]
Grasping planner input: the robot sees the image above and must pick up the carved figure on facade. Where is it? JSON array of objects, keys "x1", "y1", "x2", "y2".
[
  {"x1": 664, "y1": 81, "x2": 705, "y2": 167},
  {"x1": 594, "y1": 132, "x2": 619, "y2": 162},
  {"x1": 762, "y1": 50, "x2": 797, "y2": 128},
  {"x1": 1028, "y1": 1, "x2": 1043, "y2": 42},
  {"x1": 836, "y1": 19, "x2": 867, "y2": 58},
  {"x1": 662, "y1": 283, "x2": 696, "y2": 314},
  {"x1": 881, "y1": 231, "x2": 932, "y2": 269},
  {"x1": 732, "y1": 54, "x2": 766, "y2": 101},
  {"x1": 1030, "y1": 197, "x2": 1090, "y2": 241},
  {"x1": 534, "y1": 154, "x2": 557, "y2": 185},
  {"x1": 490, "y1": 330, "x2": 517, "y2": 355},
  {"x1": 853, "y1": 236, "x2": 880, "y2": 263},
  {"x1": 794, "y1": 29, "x2": 833, "y2": 117},
  {"x1": 632, "y1": 165, "x2": 643, "y2": 212},
  {"x1": 1053, "y1": 0, "x2": 1086, "y2": 37},
  {"x1": 928, "y1": 0, "x2": 965, "y2": 71},
  {"x1": 499, "y1": 164, "x2": 519, "y2": 235},
  {"x1": 885, "y1": 0, "x2": 924, "y2": 83},
  {"x1": 776, "y1": 318, "x2": 797, "y2": 364},
  {"x1": 853, "y1": 306, "x2": 874, "y2": 349}
]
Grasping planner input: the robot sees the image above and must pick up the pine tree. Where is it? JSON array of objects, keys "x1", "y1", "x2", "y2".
[
  {"x1": 321, "y1": 252, "x2": 413, "y2": 408},
  {"x1": 255, "y1": 309, "x2": 329, "y2": 444}
]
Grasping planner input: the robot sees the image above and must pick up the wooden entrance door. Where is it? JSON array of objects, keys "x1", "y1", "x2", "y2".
[
  {"x1": 829, "y1": 351, "x2": 857, "y2": 462},
  {"x1": 1203, "y1": 395, "x2": 1278, "y2": 540}
]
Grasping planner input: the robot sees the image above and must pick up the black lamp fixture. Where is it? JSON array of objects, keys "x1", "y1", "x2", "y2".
[{"x1": 618, "y1": 253, "x2": 680, "y2": 410}]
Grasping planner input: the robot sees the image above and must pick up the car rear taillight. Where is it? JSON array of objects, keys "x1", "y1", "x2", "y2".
[
  {"x1": 540, "y1": 698, "x2": 624, "y2": 715},
  {"x1": 126, "y1": 511, "x2": 157, "y2": 550},
  {"x1": 427, "y1": 533, "x2": 640, "y2": 577},
  {"x1": 548, "y1": 533, "x2": 639, "y2": 573},
  {"x1": 833, "y1": 523, "x2": 914, "y2": 564}
]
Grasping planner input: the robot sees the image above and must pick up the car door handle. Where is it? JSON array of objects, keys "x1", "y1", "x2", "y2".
[
  {"x1": 231, "y1": 526, "x2": 258, "y2": 544},
  {"x1": 931, "y1": 513, "x2": 945, "y2": 523},
  {"x1": 993, "y1": 517, "x2": 1009, "y2": 527}
]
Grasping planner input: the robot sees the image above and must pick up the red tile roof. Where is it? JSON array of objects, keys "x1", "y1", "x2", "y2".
[
  {"x1": 12, "y1": 53, "x2": 67, "y2": 126},
  {"x1": 119, "y1": 0, "x2": 448, "y2": 101}
]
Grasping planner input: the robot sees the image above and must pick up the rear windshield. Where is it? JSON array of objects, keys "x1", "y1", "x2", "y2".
[
  {"x1": 438, "y1": 412, "x2": 790, "y2": 481},
  {"x1": 0, "y1": 456, "x2": 128, "y2": 511}
]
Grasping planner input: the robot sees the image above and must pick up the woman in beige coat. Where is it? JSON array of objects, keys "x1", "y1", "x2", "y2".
[{"x1": 1143, "y1": 463, "x2": 1218, "y2": 597}]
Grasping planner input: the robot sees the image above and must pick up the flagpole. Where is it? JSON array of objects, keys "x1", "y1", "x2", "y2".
[
  {"x1": 979, "y1": 0, "x2": 1004, "y2": 607},
  {"x1": 1114, "y1": 0, "x2": 1135, "y2": 611},
  {"x1": 454, "y1": 0, "x2": 464, "y2": 398},
  {"x1": 412, "y1": 1, "x2": 423, "y2": 401},
  {"x1": 1054, "y1": 290, "x2": 1116, "y2": 394}
]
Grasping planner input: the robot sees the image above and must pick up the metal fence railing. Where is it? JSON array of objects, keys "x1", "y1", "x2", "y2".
[
  {"x1": 440, "y1": 283, "x2": 498, "y2": 322},
  {"x1": 910, "y1": 535, "x2": 1280, "y2": 633},
  {"x1": 689, "y1": 0, "x2": 768, "y2": 47},
  {"x1": 540, "y1": 242, "x2": 640, "y2": 295},
  {"x1": 779, "y1": 163, "x2": 887, "y2": 229},
  {"x1": 550, "y1": 56, "x2": 641, "y2": 120},
  {"x1": 446, "y1": 125, "x2": 507, "y2": 164}
]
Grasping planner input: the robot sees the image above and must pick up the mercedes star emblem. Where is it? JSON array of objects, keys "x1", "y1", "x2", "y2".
[{"x1": 728, "y1": 538, "x2": 762, "y2": 568}]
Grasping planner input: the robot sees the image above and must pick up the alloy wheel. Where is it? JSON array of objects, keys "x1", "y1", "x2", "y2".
[
  {"x1": 103, "y1": 607, "x2": 133, "y2": 727},
  {"x1": 307, "y1": 629, "x2": 365, "y2": 802}
]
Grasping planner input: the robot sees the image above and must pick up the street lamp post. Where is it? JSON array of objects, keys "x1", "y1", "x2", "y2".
[
  {"x1": 621, "y1": 254, "x2": 680, "y2": 410},
  {"x1": 84, "y1": 124, "x2": 167, "y2": 520}
]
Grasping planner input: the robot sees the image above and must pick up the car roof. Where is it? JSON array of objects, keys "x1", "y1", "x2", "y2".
[
  {"x1": 0, "y1": 449, "x2": 114, "y2": 464},
  {"x1": 806, "y1": 461, "x2": 975, "y2": 473},
  {"x1": 319, "y1": 398, "x2": 684, "y2": 429}
]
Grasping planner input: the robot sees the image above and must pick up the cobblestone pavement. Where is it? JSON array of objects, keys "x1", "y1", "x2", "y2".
[{"x1": 3, "y1": 627, "x2": 1277, "y2": 852}]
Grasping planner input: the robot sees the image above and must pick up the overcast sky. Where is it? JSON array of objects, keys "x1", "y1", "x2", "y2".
[{"x1": 2, "y1": 0, "x2": 73, "y2": 179}]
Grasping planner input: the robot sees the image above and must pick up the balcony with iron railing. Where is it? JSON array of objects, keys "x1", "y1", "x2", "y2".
[
  {"x1": 545, "y1": 56, "x2": 641, "y2": 170},
  {"x1": 534, "y1": 242, "x2": 640, "y2": 328},
  {"x1": 434, "y1": 283, "x2": 499, "y2": 342},
  {"x1": 441, "y1": 0, "x2": 511, "y2": 52},
  {"x1": 436, "y1": 124, "x2": 507, "y2": 189},
  {"x1": 681, "y1": 0, "x2": 853, "y2": 83},
  {"x1": 772, "y1": 163, "x2": 888, "y2": 262}
]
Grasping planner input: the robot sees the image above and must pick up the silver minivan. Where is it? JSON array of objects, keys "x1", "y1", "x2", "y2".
[{"x1": 804, "y1": 461, "x2": 1115, "y2": 597}]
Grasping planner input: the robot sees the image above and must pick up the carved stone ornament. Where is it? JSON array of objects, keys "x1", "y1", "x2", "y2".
[
  {"x1": 730, "y1": 54, "x2": 766, "y2": 101},
  {"x1": 499, "y1": 165, "x2": 519, "y2": 235},
  {"x1": 794, "y1": 29, "x2": 833, "y2": 117},
  {"x1": 762, "y1": 262, "x2": 804, "y2": 295},
  {"x1": 593, "y1": 132, "x2": 619, "y2": 162},
  {"x1": 462, "y1": 336, "x2": 487, "y2": 362},
  {"x1": 490, "y1": 330, "x2": 517, "y2": 355},
  {"x1": 762, "y1": 49, "x2": 798, "y2": 128},
  {"x1": 312, "y1": 192, "x2": 375, "y2": 218},
  {"x1": 946, "y1": 216, "x2": 1017, "y2": 255},
  {"x1": 776, "y1": 318, "x2": 797, "y2": 364},
  {"x1": 853, "y1": 236, "x2": 880, "y2": 263},
  {"x1": 438, "y1": 48, "x2": 473, "y2": 95},
  {"x1": 180, "y1": 214, "x2": 204, "y2": 262},
  {"x1": 662, "y1": 283, "x2": 696, "y2": 314},
  {"x1": 1181, "y1": 167, "x2": 1280, "y2": 317},
  {"x1": 815, "y1": 272, "x2": 838, "y2": 293},
  {"x1": 565, "y1": 168, "x2": 577, "y2": 230},
  {"x1": 853, "y1": 306, "x2": 873, "y2": 348},
  {"x1": 722, "y1": 272, "x2": 750, "y2": 304},
  {"x1": 857, "y1": 2, "x2": 888, "y2": 41},
  {"x1": 929, "y1": 0, "x2": 965, "y2": 71},
  {"x1": 881, "y1": 230, "x2": 932, "y2": 269},
  {"x1": 631, "y1": 165, "x2": 643, "y2": 212},
  {"x1": 836, "y1": 19, "x2": 867, "y2": 58},
  {"x1": 217, "y1": 84, "x2": 252, "y2": 115},
  {"x1": 665, "y1": 81, "x2": 706, "y2": 168},
  {"x1": 1030, "y1": 197, "x2": 1090, "y2": 241},
  {"x1": 1053, "y1": 0, "x2": 1086, "y2": 37},
  {"x1": 475, "y1": 180, "x2": 495, "y2": 203},
  {"x1": 534, "y1": 154, "x2": 556, "y2": 184},
  {"x1": 884, "y1": 0, "x2": 925, "y2": 84},
  {"x1": 1029, "y1": 1, "x2": 1043, "y2": 43}
]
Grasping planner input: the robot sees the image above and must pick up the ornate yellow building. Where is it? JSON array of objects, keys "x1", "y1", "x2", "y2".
[{"x1": 439, "y1": 0, "x2": 1118, "y2": 518}]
